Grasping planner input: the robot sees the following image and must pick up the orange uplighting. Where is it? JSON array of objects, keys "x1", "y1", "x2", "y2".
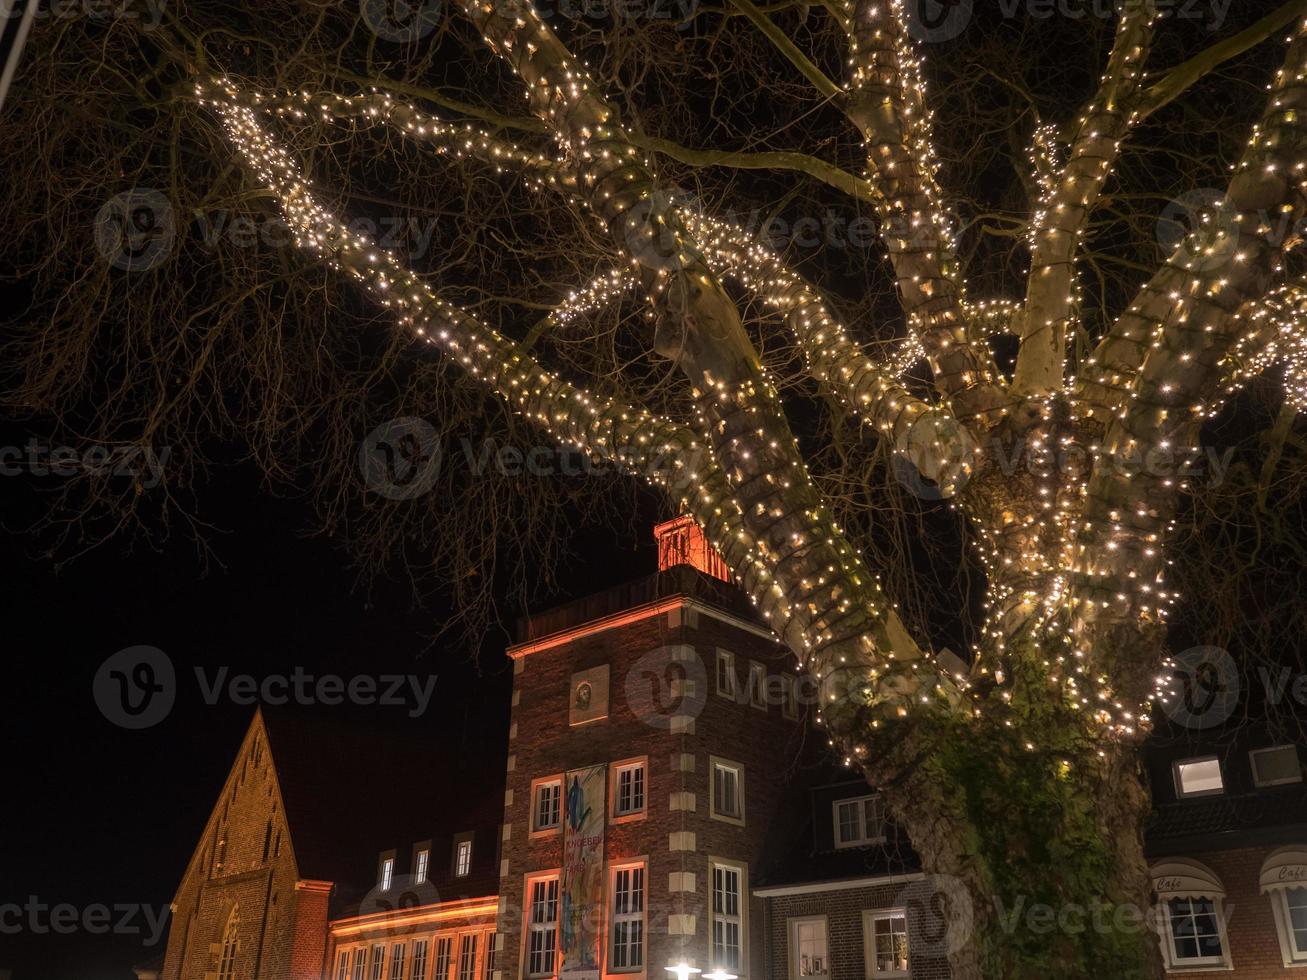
[
  {"x1": 654, "y1": 516, "x2": 730, "y2": 582},
  {"x1": 329, "y1": 897, "x2": 498, "y2": 938}
]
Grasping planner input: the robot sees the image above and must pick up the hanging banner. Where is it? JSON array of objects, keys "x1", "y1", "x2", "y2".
[{"x1": 560, "y1": 764, "x2": 606, "y2": 980}]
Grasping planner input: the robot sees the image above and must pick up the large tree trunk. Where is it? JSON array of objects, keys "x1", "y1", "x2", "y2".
[{"x1": 877, "y1": 700, "x2": 1163, "y2": 979}]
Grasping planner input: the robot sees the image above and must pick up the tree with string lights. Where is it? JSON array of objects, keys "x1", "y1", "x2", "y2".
[{"x1": 5, "y1": 0, "x2": 1307, "y2": 975}]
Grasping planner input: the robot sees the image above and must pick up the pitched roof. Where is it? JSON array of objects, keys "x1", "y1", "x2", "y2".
[{"x1": 259, "y1": 707, "x2": 504, "y2": 901}]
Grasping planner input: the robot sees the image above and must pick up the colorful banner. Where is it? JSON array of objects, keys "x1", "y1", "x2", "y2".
[{"x1": 560, "y1": 764, "x2": 606, "y2": 980}]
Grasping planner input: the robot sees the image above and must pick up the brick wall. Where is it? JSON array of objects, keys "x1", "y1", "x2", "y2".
[
  {"x1": 1159, "y1": 846, "x2": 1302, "y2": 978},
  {"x1": 762, "y1": 883, "x2": 950, "y2": 980},
  {"x1": 498, "y1": 597, "x2": 806, "y2": 980},
  {"x1": 161, "y1": 715, "x2": 326, "y2": 980}
]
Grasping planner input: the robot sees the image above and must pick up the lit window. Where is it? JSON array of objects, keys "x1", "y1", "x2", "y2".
[
  {"x1": 610, "y1": 864, "x2": 645, "y2": 972},
  {"x1": 864, "y1": 910, "x2": 909, "y2": 977},
  {"x1": 833, "y1": 796, "x2": 883, "y2": 848},
  {"x1": 1174, "y1": 757, "x2": 1224, "y2": 798},
  {"x1": 457, "y1": 934, "x2": 478, "y2": 980},
  {"x1": 711, "y1": 862, "x2": 744, "y2": 972},
  {"x1": 716, "y1": 650, "x2": 736, "y2": 699},
  {"x1": 711, "y1": 758, "x2": 744, "y2": 824},
  {"x1": 454, "y1": 838, "x2": 473, "y2": 877},
  {"x1": 217, "y1": 908, "x2": 239, "y2": 980},
  {"x1": 389, "y1": 944, "x2": 407, "y2": 980},
  {"x1": 788, "y1": 917, "x2": 828, "y2": 980},
  {"x1": 747, "y1": 662, "x2": 766, "y2": 710},
  {"x1": 1165, "y1": 898, "x2": 1226, "y2": 966},
  {"x1": 613, "y1": 761, "x2": 646, "y2": 818},
  {"x1": 415, "y1": 849, "x2": 430, "y2": 884},
  {"x1": 410, "y1": 940, "x2": 429, "y2": 980},
  {"x1": 1277, "y1": 886, "x2": 1307, "y2": 962},
  {"x1": 380, "y1": 858, "x2": 394, "y2": 891},
  {"x1": 526, "y1": 876, "x2": 559, "y2": 978},
  {"x1": 371, "y1": 943, "x2": 387, "y2": 980},
  {"x1": 352, "y1": 948, "x2": 367, "y2": 980},
  {"x1": 433, "y1": 937, "x2": 454, "y2": 980},
  {"x1": 533, "y1": 779, "x2": 562, "y2": 833},
  {"x1": 1251, "y1": 745, "x2": 1302, "y2": 787},
  {"x1": 337, "y1": 951, "x2": 351, "y2": 980},
  {"x1": 781, "y1": 675, "x2": 798, "y2": 720}
]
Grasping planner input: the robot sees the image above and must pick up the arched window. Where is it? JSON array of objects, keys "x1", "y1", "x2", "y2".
[
  {"x1": 1261, "y1": 846, "x2": 1307, "y2": 967},
  {"x1": 217, "y1": 906, "x2": 239, "y2": 980},
  {"x1": 1150, "y1": 858, "x2": 1233, "y2": 971}
]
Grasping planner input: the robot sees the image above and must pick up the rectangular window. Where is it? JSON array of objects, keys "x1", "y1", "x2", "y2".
[
  {"x1": 1166, "y1": 897, "x2": 1225, "y2": 965},
  {"x1": 747, "y1": 662, "x2": 766, "y2": 710},
  {"x1": 833, "y1": 796, "x2": 884, "y2": 848},
  {"x1": 610, "y1": 864, "x2": 645, "y2": 972},
  {"x1": 533, "y1": 779, "x2": 562, "y2": 834},
  {"x1": 482, "y1": 933, "x2": 498, "y2": 980},
  {"x1": 433, "y1": 937, "x2": 454, "y2": 980},
  {"x1": 864, "y1": 910, "x2": 909, "y2": 977},
  {"x1": 415, "y1": 849, "x2": 430, "y2": 884},
  {"x1": 613, "y1": 761, "x2": 646, "y2": 819},
  {"x1": 454, "y1": 838, "x2": 473, "y2": 877},
  {"x1": 1286, "y1": 887, "x2": 1307, "y2": 958},
  {"x1": 526, "y1": 876, "x2": 560, "y2": 978},
  {"x1": 390, "y1": 944, "x2": 407, "y2": 980},
  {"x1": 337, "y1": 951, "x2": 351, "y2": 980},
  {"x1": 371, "y1": 944, "x2": 387, "y2": 980},
  {"x1": 1174, "y1": 757, "x2": 1224, "y2": 798},
  {"x1": 352, "y1": 948, "x2": 367, "y2": 980},
  {"x1": 711, "y1": 758, "x2": 744, "y2": 824},
  {"x1": 457, "y1": 935, "x2": 478, "y2": 980},
  {"x1": 711, "y1": 863, "x2": 744, "y2": 972},
  {"x1": 1251, "y1": 745, "x2": 1303, "y2": 787},
  {"x1": 788, "y1": 917, "x2": 828, "y2": 980},
  {"x1": 781, "y1": 675, "x2": 798, "y2": 720},
  {"x1": 716, "y1": 650, "x2": 736, "y2": 699},
  {"x1": 411, "y1": 940, "x2": 429, "y2": 980},
  {"x1": 380, "y1": 858, "x2": 395, "y2": 891}
]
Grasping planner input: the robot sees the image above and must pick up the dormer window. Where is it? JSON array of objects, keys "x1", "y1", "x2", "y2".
[
  {"x1": 1174, "y1": 757, "x2": 1224, "y2": 799},
  {"x1": 379, "y1": 857, "x2": 394, "y2": 891},
  {"x1": 833, "y1": 795, "x2": 883, "y2": 848},
  {"x1": 453, "y1": 836, "x2": 473, "y2": 877},
  {"x1": 414, "y1": 848, "x2": 430, "y2": 884},
  {"x1": 1251, "y1": 745, "x2": 1303, "y2": 787}
]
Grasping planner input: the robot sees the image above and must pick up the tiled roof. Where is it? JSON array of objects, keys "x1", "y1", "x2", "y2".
[{"x1": 1146, "y1": 784, "x2": 1307, "y2": 852}]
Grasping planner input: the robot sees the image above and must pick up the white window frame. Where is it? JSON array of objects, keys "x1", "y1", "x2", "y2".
[
  {"x1": 1250, "y1": 745, "x2": 1303, "y2": 787},
  {"x1": 415, "y1": 848, "x2": 430, "y2": 885},
  {"x1": 1173, "y1": 756, "x2": 1225, "y2": 799},
  {"x1": 390, "y1": 943, "x2": 408, "y2": 980},
  {"x1": 433, "y1": 935, "x2": 454, "y2": 980},
  {"x1": 380, "y1": 857, "x2": 395, "y2": 891},
  {"x1": 352, "y1": 947, "x2": 368, "y2": 980},
  {"x1": 456, "y1": 932, "x2": 479, "y2": 980},
  {"x1": 453, "y1": 837, "x2": 473, "y2": 878},
  {"x1": 716, "y1": 649, "x2": 737, "y2": 699},
  {"x1": 832, "y1": 796, "x2": 885, "y2": 849},
  {"x1": 862, "y1": 909, "x2": 909, "y2": 978},
  {"x1": 1159, "y1": 896, "x2": 1232, "y2": 971},
  {"x1": 611, "y1": 758, "x2": 648, "y2": 822},
  {"x1": 371, "y1": 943, "x2": 388, "y2": 980},
  {"x1": 337, "y1": 950, "x2": 352, "y2": 980},
  {"x1": 709, "y1": 858, "x2": 748, "y2": 977},
  {"x1": 410, "y1": 939, "x2": 430, "y2": 980},
  {"x1": 531, "y1": 776, "x2": 563, "y2": 837},
  {"x1": 747, "y1": 662, "x2": 767, "y2": 710},
  {"x1": 523, "y1": 872, "x2": 560, "y2": 979},
  {"x1": 710, "y1": 756, "x2": 745, "y2": 826},
  {"x1": 787, "y1": 916, "x2": 829, "y2": 980},
  {"x1": 609, "y1": 860, "x2": 647, "y2": 974},
  {"x1": 1270, "y1": 885, "x2": 1307, "y2": 967},
  {"x1": 781, "y1": 674, "x2": 798, "y2": 720}
]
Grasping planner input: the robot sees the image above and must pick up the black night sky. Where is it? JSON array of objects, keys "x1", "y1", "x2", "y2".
[{"x1": 0, "y1": 424, "x2": 658, "y2": 980}]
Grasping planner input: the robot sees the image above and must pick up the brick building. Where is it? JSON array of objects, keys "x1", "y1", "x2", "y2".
[{"x1": 154, "y1": 518, "x2": 1307, "y2": 978}]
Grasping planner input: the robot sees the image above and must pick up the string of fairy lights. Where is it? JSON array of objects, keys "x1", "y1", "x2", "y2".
[{"x1": 192, "y1": 0, "x2": 1307, "y2": 751}]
